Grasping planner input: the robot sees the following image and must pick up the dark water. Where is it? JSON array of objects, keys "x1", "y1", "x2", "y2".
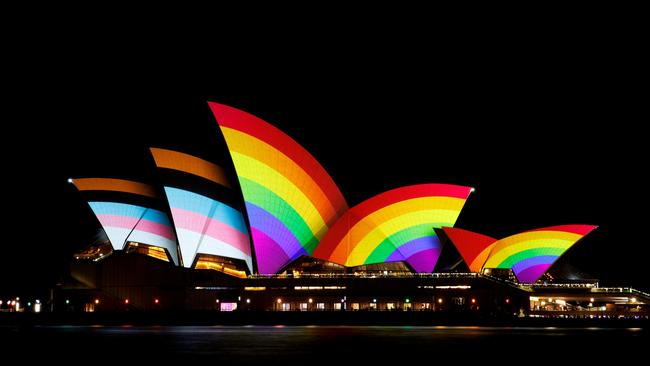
[{"x1": 1, "y1": 325, "x2": 646, "y2": 363}]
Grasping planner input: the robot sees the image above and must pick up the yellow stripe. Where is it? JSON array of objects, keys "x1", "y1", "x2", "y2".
[
  {"x1": 73, "y1": 178, "x2": 156, "y2": 198},
  {"x1": 345, "y1": 208, "x2": 463, "y2": 266},
  {"x1": 483, "y1": 231, "x2": 581, "y2": 268},
  {"x1": 330, "y1": 196, "x2": 466, "y2": 263},
  {"x1": 222, "y1": 128, "x2": 338, "y2": 221},
  {"x1": 150, "y1": 147, "x2": 231, "y2": 188},
  {"x1": 231, "y1": 151, "x2": 328, "y2": 237}
]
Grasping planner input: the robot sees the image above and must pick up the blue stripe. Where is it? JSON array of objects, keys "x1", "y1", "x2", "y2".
[
  {"x1": 88, "y1": 202, "x2": 170, "y2": 226},
  {"x1": 164, "y1": 187, "x2": 248, "y2": 234}
]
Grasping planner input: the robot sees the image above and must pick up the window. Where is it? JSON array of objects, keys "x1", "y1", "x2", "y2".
[
  {"x1": 334, "y1": 303, "x2": 342, "y2": 310},
  {"x1": 351, "y1": 303, "x2": 360, "y2": 311},
  {"x1": 369, "y1": 303, "x2": 377, "y2": 310},
  {"x1": 220, "y1": 302, "x2": 238, "y2": 312},
  {"x1": 386, "y1": 303, "x2": 395, "y2": 310},
  {"x1": 316, "y1": 303, "x2": 325, "y2": 310},
  {"x1": 452, "y1": 297, "x2": 465, "y2": 305},
  {"x1": 282, "y1": 303, "x2": 291, "y2": 311},
  {"x1": 299, "y1": 303, "x2": 308, "y2": 311}
]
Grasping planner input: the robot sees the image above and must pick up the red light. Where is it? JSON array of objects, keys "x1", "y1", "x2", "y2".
[
  {"x1": 471, "y1": 298, "x2": 476, "y2": 304},
  {"x1": 154, "y1": 299, "x2": 159, "y2": 304},
  {"x1": 124, "y1": 299, "x2": 129, "y2": 304},
  {"x1": 505, "y1": 298, "x2": 510, "y2": 304}
]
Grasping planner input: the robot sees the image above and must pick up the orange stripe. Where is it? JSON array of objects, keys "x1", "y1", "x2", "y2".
[
  {"x1": 73, "y1": 178, "x2": 157, "y2": 198},
  {"x1": 150, "y1": 148, "x2": 231, "y2": 188}
]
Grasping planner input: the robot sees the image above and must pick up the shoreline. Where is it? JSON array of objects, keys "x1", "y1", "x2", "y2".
[{"x1": 2, "y1": 312, "x2": 647, "y2": 328}]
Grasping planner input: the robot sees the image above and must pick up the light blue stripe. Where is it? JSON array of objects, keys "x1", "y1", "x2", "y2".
[
  {"x1": 88, "y1": 202, "x2": 170, "y2": 226},
  {"x1": 164, "y1": 187, "x2": 248, "y2": 234}
]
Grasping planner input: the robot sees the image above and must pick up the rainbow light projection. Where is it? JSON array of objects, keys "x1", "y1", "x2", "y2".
[
  {"x1": 209, "y1": 102, "x2": 348, "y2": 274},
  {"x1": 480, "y1": 225, "x2": 597, "y2": 283},
  {"x1": 71, "y1": 178, "x2": 179, "y2": 265},
  {"x1": 150, "y1": 148, "x2": 252, "y2": 271},
  {"x1": 442, "y1": 227, "x2": 497, "y2": 273},
  {"x1": 313, "y1": 184, "x2": 472, "y2": 273}
]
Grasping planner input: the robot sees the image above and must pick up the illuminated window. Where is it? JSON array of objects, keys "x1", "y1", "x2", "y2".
[
  {"x1": 351, "y1": 303, "x2": 360, "y2": 311},
  {"x1": 282, "y1": 303, "x2": 291, "y2": 311},
  {"x1": 194, "y1": 254, "x2": 248, "y2": 278},
  {"x1": 369, "y1": 303, "x2": 377, "y2": 310},
  {"x1": 316, "y1": 303, "x2": 325, "y2": 310},
  {"x1": 333, "y1": 303, "x2": 342, "y2": 310},
  {"x1": 125, "y1": 242, "x2": 170, "y2": 262},
  {"x1": 299, "y1": 303, "x2": 308, "y2": 311},
  {"x1": 386, "y1": 303, "x2": 395, "y2": 310},
  {"x1": 220, "y1": 302, "x2": 238, "y2": 312}
]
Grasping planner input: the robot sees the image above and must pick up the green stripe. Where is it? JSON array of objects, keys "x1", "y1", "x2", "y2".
[
  {"x1": 238, "y1": 177, "x2": 318, "y2": 252},
  {"x1": 364, "y1": 223, "x2": 447, "y2": 263},
  {"x1": 496, "y1": 247, "x2": 566, "y2": 268}
]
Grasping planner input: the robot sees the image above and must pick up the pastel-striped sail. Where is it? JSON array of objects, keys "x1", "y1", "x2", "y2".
[
  {"x1": 150, "y1": 148, "x2": 252, "y2": 271},
  {"x1": 209, "y1": 102, "x2": 348, "y2": 274},
  {"x1": 71, "y1": 178, "x2": 179, "y2": 265},
  {"x1": 442, "y1": 227, "x2": 497, "y2": 273},
  {"x1": 482, "y1": 225, "x2": 597, "y2": 283},
  {"x1": 313, "y1": 184, "x2": 472, "y2": 273}
]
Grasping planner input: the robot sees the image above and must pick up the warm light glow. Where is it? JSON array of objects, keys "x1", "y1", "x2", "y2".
[
  {"x1": 154, "y1": 299, "x2": 159, "y2": 304},
  {"x1": 277, "y1": 298, "x2": 282, "y2": 303},
  {"x1": 94, "y1": 299, "x2": 99, "y2": 304},
  {"x1": 124, "y1": 299, "x2": 129, "y2": 304},
  {"x1": 216, "y1": 299, "x2": 220, "y2": 303},
  {"x1": 405, "y1": 298, "x2": 410, "y2": 303},
  {"x1": 529, "y1": 296, "x2": 539, "y2": 301},
  {"x1": 65, "y1": 299, "x2": 70, "y2": 304},
  {"x1": 437, "y1": 298, "x2": 443, "y2": 304},
  {"x1": 0, "y1": 301, "x2": 3, "y2": 305},
  {"x1": 246, "y1": 298, "x2": 251, "y2": 304},
  {"x1": 244, "y1": 287, "x2": 267, "y2": 291},
  {"x1": 541, "y1": 301, "x2": 546, "y2": 306},
  {"x1": 373, "y1": 299, "x2": 377, "y2": 303},
  {"x1": 471, "y1": 298, "x2": 476, "y2": 304},
  {"x1": 588, "y1": 302, "x2": 593, "y2": 307},
  {"x1": 505, "y1": 298, "x2": 510, "y2": 304},
  {"x1": 308, "y1": 298, "x2": 313, "y2": 303},
  {"x1": 590, "y1": 297, "x2": 595, "y2": 302},
  {"x1": 67, "y1": 178, "x2": 74, "y2": 184},
  {"x1": 631, "y1": 297, "x2": 637, "y2": 303},
  {"x1": 548, "y1": 298, "x2": 553, "y2": 302}
]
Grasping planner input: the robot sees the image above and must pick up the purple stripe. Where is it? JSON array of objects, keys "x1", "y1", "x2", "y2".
[
  {"x1": 516, "y1": 263, "x2": 552, "y2": 284},
  {"x1": 400, "y1": 236, "x2": 441, "y2": 258},
  {"x1": 251, "y1": 228, "x2": 291, "y2": 274},
  {"x1": 245, "y1": 203, "x2": 304, "y2": 259},
  {"x1": 405, "y1": 249, "x2": 441, "y2": 273},
  {"x1": 511, "y1": 256, "x2": 556, "y2": 276}
]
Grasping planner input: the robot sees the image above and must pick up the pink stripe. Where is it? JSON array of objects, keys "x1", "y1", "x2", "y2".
[
  {"x1": 96, "y1": 214, "x2": 174, "y2": 240},
  {"x1": 171, "y1": 208, "x2": 251, "y2": 255}
]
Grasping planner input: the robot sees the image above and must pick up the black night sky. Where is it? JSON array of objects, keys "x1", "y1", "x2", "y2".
[{"x1": 1, "y1": 23, "x2": 647, "y2": 297}]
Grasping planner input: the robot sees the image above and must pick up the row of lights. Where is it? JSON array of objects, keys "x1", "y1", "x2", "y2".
[{"x1": 87, "y1": 298, "x2": 161, "y2": 305}]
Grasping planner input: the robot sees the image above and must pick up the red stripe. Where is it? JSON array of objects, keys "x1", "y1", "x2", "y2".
[
  {"x1": 528, "y1": 224, "x2": 597, "y2": 236},
  {"x1": 208, "y1": 102, "x2": 347, "y2": 214},
  {"x1": 441, "y1": 227, "x2": 497, "y2": 267},
  {"x1": 313, "y1": 184, "x2": 472, "y2": 260}
]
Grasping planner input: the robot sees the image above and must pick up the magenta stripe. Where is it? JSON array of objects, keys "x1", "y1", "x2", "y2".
[
  {"x1": 516, "y1": 263, "x2": 551, "y2": 284},
  {"x1": 251, "y1": 228, "x2": 291, "y2": 274},
  {"x1": 171, "y1": 208, "x2": 250, "y2": 255},
  {"x1": 96, "y1": 214, "x2": 174, "y2": 240}
]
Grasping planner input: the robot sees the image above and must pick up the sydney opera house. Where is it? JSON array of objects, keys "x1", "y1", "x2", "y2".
[{"x1": 60, "y1": 102, "x2": 648, "y2": 317}]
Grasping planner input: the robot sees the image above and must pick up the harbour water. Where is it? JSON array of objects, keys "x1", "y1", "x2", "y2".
[{"x1": 1, "y1": 325, "x2": 646, "y2": 363}]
